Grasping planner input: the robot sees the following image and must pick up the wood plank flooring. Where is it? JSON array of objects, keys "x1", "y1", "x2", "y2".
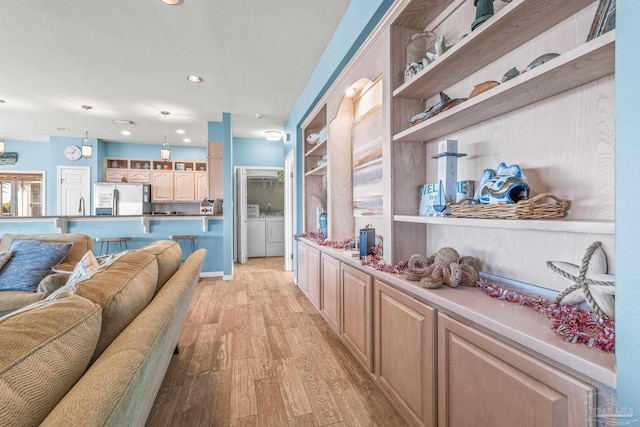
[{"x1": 146, "y1": 257, "x2": 407, "y2": 427}]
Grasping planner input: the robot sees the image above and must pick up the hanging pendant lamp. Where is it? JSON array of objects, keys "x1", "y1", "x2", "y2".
[
  {"x1": 81, "y1": 105, "x2": 93, "y2": 158},
  {"x1": 160, "y1": 111, "x2": 171, "y2": 160}
]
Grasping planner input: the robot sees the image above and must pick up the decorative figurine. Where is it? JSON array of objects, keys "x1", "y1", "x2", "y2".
[
  {"x1": 425, "y1": 34, "x2": 467, "y2": 63},
  {"x1": 472, "y1": 0, "x2": 494, "y2": 31},
  {"x1": 419, "y1": 247, "x2": 479, "y2": 289},
  {"x1": 524, "y1": 53, "x2": 560, "y2": 72},
  {"x1": 430, "y1": 139, "x2": 467, "y2": 214},
  {"x1": 501, "y1": 67, "x2": 520, "y2": 83},
  {"x1": 475, "y1": 162, "x2": 530, "y2": 204},
  {"x1": 547, "y1": 241, "x2": 615, "y2": 319},
  {"x1": 468, "y1": 80, "x2": 500, "y2": 98},
  {"x1": 409, "y1": 92, "x2": 467, "y2": 125}
]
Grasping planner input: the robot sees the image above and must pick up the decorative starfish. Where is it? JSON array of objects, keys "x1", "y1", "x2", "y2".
[{"x1": 546, "y1": 241, "x2": 615, "y2": 319}]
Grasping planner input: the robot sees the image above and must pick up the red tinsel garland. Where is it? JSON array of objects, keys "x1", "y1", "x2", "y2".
[
  {"x1": 477, "y1": 278, "x2": 615, "y2": 353},
  {"x1": 296, "y1": 234, "x2": 408, "y2": 273}
]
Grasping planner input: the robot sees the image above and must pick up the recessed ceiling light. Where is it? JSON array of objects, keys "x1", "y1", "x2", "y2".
[
  {"x1": 121, "y1": 130, "x2": 131, "y2": 136},
  {"x1": 57, "y1": 127, "x2": 70, "y2": 132},
  {"x1": 183, "y1": 138, "x2": 191, "y2": 143},
  {"x1": 160, "y1": 0, "x2": 183, "y2": 5},
  {"x1": 176, "y1": 129, "x2": 185, "y2": 134},
  {"x1": 186, "y1": 75, "x2": 203, "y2": 83}
]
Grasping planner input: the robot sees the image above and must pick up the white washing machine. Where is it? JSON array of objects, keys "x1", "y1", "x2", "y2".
[
  {"x1": 247, "y1": 218, "x2": 266, "y2": 257},
  {"x1": 265, "y1": 215, "x2": 284, "y2": 256}
]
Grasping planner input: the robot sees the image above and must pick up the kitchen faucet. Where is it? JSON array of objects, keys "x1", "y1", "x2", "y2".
[{"x1": 78, "y1": 196, "x2": 85, "y2": 216}]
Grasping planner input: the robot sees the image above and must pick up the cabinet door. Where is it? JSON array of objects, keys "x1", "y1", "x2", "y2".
[
  {"x1": 195, "y1": 172, "x2": 207, "y2": 200},
  {"x1": 341, "y1": 264, "x2": 372, "y2": 372},
  {"x1": 151, "y1": 172, "x2": 174, "y2": 202},
  {"x1": 174, "y1": 172, "x2": 195, "y2": 201},
  {"x1": 307, "y1": 246, "x2": 321, "y2": 310},
  {"x1": 208, "y1": 142, "x2": 223, "y2": 200},
  {"x1": 320, "y1": 254, "x2": 341, "y2": 334},
  {"x1": 105, "y1": 169, "x2": 127, "y2": 183},
  {"x1": 438, "y1": 313, "x2": 595, "y2": 427},
  {"x1": 374, "y1": 279, "x2": 436, "y2": 427},
  {"x1": 128, "y1": 170, "x2": 150, "y2": 183},
  {"x1": 297, "y1": 242, "x2": 309, "y2": 294}
]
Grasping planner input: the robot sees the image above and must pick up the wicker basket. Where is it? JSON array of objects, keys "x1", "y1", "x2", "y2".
[{"x1": 449, "y1": 193, "x2": 571, "y2": 220}]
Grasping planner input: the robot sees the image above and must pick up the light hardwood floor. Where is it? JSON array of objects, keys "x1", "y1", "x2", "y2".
[{"x1": 146, "y1": 257, "x2": 407, "y2": 427}]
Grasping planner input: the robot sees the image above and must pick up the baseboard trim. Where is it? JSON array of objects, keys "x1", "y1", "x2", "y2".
[{"x1": 200, "y1": 271, "x2": 224, "y2": 278}]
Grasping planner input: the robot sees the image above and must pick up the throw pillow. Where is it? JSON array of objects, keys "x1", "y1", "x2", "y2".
[
  {"x1": 66, "y1": 250, "x2": 100, "y2": 285},
  {"x1": 0, "y1": 240, "x2": 72, "y2": 292},
  {"x1": 0, "y1": 251, "x2": 14, "y2": 272}
]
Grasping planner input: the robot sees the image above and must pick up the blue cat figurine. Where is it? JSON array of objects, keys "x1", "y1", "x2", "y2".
[{"x1": 475, "y1": 162, "x2": 530, "y2": 204}]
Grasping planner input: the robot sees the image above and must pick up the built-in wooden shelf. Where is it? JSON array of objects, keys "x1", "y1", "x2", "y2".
[
  {"x1": 305, "y1": 139, "x2": 328, "y2": 158},
  {"x1": 393, "y1": 30, "x2": 615, "y2": 142},
  {"x1": 394, "y1": 215, "x2": 615, "y2": 235},
  {"x1": 305, "y1": 163, "x2": 327, "y2": 177},
  {"x1": 393, "y1": 0, "x2": 594, "y2": 98}
]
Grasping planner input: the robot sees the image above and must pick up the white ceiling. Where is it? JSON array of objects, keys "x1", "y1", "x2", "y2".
[{"x1": 0, "y1": 0, "x2": 351, "y2": 147}]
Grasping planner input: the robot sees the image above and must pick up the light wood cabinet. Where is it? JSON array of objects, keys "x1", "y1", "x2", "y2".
[
  {"x1": 374, "y1": 279, "x2": 435, "y2": 427},
  {"x1": 438, "y1": 313, "x2": 595, "y2": 427},
  {"x1": 307, "y1": 245, "x2": 321, "y2": 310},
  {"x1": 341, "y1": 263, "x2": 373, "y2": 372},
  {"x1": 105, "y1": 169, "x2": 128, "y2": 183},
  {"x1": 320, "y1": 254, "x2": 341, "y2": 334},
  {"x1": 297, "y1": 242, "x2": 309, "y2": 295},
  {"x1": 174, "y1": 172, "x2": 195, "y2": 201},
  {"x1": 151, "y1": 171, "x2": 174, "y2": 202},
  {"x1": 127, "y1": 170, "x2": 150, "y2": 183},
  {"x1": 195, "y1": 172, "x2": 207, "y2": 201},
  {"x1": 208, "y1": 142, "x2": 223, "y2": 200}
]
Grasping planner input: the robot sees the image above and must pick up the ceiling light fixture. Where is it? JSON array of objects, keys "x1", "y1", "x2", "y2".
[
  {"x1": 265, "y1": 130, "x2": 283, "y2": 141},
  {"x1": 161, "y1": 111, "x2": 171, "y2": 160},
  {"x1": 0, "y1": 135, "x2": 4, "y2": 155},
  {"x1": 183, "y1": 138, "x2": 191, "y2": 143},
  {"x1": 186, "y1": 75, "x2": 203, "y2": 83},
  {"x1": 176, "y1": 129, "x2": 185, "y2": 134},
  {"x1": 57, "y1": 127, "x2": 70, "y2": 132},
  {"x1": 81, "y1": 105, "x2": 93, "y2": 159},
  {"x1": 113, "y1": 119, "x2": 136, "y2": 125},
  {"x1": 345, "y1": 86, "x2": 356, "y2": 97},
  {"x1": 121, "y1": 130, "x2": 131, "y2": 136},
  {"x1": 159, "y1": 0, "x2": 183, "y2": 5},
  {"x1": 0, "y1": 100, "x2": 5, "y2": 104}
]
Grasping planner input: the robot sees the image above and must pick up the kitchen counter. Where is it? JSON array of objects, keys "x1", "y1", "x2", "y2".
[{"x1": 0, "y1": 214, "x2": 223, "y2": 233}]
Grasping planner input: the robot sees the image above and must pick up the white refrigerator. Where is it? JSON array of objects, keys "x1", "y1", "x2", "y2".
[{"x1": 94, "y1": 182, "x2": 151, "y2": 215}]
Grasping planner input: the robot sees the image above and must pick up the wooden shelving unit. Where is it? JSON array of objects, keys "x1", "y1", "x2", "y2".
[{"x1": 394, "y1": 31, "x2": 615, "y2": 142}]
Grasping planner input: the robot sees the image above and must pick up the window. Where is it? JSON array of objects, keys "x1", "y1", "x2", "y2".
[{"x1": 0, "y1": 173, "x2": 44, "y2": 216}]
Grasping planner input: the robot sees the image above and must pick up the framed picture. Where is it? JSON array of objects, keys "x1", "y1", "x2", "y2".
[
  {"x1": 176, "y1": 163, "x2": 185, "y2": 171},
  {"x1": 587, "y1": 0, "x2": 616, "y2": 41}
]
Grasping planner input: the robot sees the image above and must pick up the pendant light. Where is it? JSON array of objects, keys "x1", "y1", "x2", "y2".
[
  {"x1": 160, "y1": 111, "x2": 171, "y2": 160},
  {"x1": 0, "y1": 134, "x2": 4, "y2": 155},
  {"x1": 81, "y1": 105, "x2": 93, "y2": 159}
]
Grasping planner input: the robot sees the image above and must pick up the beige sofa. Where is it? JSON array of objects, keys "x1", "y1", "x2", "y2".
[
  {"x1": 0, "y1": 237, "x2": 206, "y2": 427},
  {"x1": 0, "y1": 233, "x2": 94, "y2": 317}
]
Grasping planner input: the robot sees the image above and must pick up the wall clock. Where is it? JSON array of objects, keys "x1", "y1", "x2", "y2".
[{"x1": 64, "y1": 145, "x2": 82, "y2": 161}]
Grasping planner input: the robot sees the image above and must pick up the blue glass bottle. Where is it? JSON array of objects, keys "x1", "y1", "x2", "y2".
[{"x1": 319, "y1": 212, "x2": 327, "y2": 238}]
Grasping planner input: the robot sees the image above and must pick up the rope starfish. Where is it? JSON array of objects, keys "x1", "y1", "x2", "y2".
[{"x1": 546, "y1": 241, "x2": 615, "y2": 319}]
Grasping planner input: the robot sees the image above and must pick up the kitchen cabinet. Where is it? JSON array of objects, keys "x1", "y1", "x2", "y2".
[
  {"x1": 150, "y1": 172, "x2": 174, "y2": 202},
  {"x1": 320, "y1": 254, "x2": 341, "y2": 334},
  {"x1": 374, "y1": 279, "x2": 435, "y2": 427},
  {"x1": 128, "y1": 170, "x2": 150, "y2": 183},
  {"x1": 195, "y1": 172, "x2": 207, "y2": 201},
  {"x1": 438, "y1": 313, "x2": 595, "y2": 427},
  {"x1": 341, "y1": 264, "x2": 373, "y2": 372},
  {"x1": 208, "y1": 142, "x2": 223, "y2": 200},
  {"x1": 105, "y1": 169, "x2": 128, "y2": 183},
  {"x1": 174, "y1": 172, "x2": 195, "y2": 201},
  {"x1": 307, "y1": 245, "x2": 321, "y2": 309}
]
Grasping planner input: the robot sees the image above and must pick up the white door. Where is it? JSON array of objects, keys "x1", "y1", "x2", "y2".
[
  {"x1": 58, "y1": 166, "x2": 90, "y2": 216},
  {"x1": 284, "y1": 151, "x2": 294, "y2": 271},
  {"x1": 236, "y1": 168, "x2": 248, "y2": 264}
]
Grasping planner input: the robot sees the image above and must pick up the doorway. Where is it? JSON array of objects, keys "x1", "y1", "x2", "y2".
[
  {"x1": 57, "y1": 166, "x2": 90, "y2": 216},
  {"x1": 284, "y1": 151, "x2": 294, "y2": 271}
]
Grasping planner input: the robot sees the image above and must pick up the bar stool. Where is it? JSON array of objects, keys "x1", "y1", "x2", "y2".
[
  {"x1": 96, "y1": 236, "x2": 131, "y2": 255},
  {"x1": 169, "y1": 234, "x2": 197, "y2": 259}
]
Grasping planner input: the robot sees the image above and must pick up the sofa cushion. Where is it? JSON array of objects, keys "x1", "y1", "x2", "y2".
[
  {"x1": 66, "y1": 250, "x2": 101, "y2": 285},
  {"x1": 139, "y1": 240, "x2": 181, "y2": 294},
  {"x1": 0, "y1": 292, "x2": 102, "y2": 427},
  {"x1": 67, "y1": 250, "x2": 158, "y2": 362},
  {"x1": 0, "y1": 240, "x2": 72, "y2": 292},
  {"x1": 0, "y1": 291, "x2": 46, "y2": 318},
  {"x1": 0, "y1": 234, "x2": 93, "y2": 264}
]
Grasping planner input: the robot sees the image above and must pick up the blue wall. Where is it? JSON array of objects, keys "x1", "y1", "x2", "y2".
[
  {"x1": 233, "y1": 137, "x2": 284, "y2": 167},
  {"x1": 615, "y1": 0, "x2": 640, "y2": 410}
]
